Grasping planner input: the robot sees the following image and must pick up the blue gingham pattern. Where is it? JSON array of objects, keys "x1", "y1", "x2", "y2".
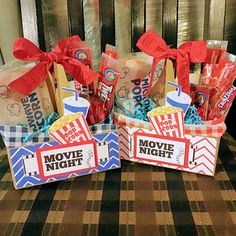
[
  {"x1": 0, "y1": 125, "x2": 53, "y2": 148},
  {"x1": 0, "y1": 123, "x2": 117, "y2": 148},
  {"x1": 90, "y1": 124, "x2": 117, "y2": 134}
]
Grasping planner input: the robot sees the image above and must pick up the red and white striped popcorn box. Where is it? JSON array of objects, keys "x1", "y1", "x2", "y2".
[
  {"x1": 49, "y1": 114, "x2": 92, "y2": 144},
  {"x1": 148, "y1": 108, "x2": 185, "y2": 138}
]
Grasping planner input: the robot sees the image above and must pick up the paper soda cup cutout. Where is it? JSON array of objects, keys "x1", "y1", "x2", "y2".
[
  {"x1": 166, "y1": 82, "x2": 191, "y2": 114},
  {"x1": 62, "y1": 87, "x2": 90, "y2": 117},
  {"x1": 49, "y1": 112, "x2": 92, "y2": 144},
  {"x1": 147, "y1": 106, "x2": 185, "y2": 138}
]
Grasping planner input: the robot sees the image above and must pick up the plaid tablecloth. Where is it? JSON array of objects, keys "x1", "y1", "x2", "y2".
[{"x1": 0, "y1": 133, "x2": 235, "y2": 236}]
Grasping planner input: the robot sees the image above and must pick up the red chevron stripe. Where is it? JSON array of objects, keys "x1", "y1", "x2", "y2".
[
  {"x1": 119, "y1": 147, "x2": 130, "y2": 156},
  {"x1": 194, "y1": 154, "x2": 215, "y2": 166},
  {"x1": 191, "y1": 138, "x2": 216, "y2": 149},
  {"x1": 119, "y1": 142, "x2": 131, "y2": 154},
  {"x1": 135, "y1": 128, "x2": 146, "y2": 133},
  {"x1": 118, "y1": 125, "x2": 129, "y2": 132},
  {"x1": 195, "y1": 146, "x2": 215, "y2": 157},
  {"x1": 198, "y1": 170, "x2": 207, "y2": 174},
  {"x1": 118, "y1": 133, "x2": 129, "y2": 142},
  {"x1": 119, "y1": 149, "x2": 130, "y2": 159},
  {"x1": 189, "y1": 162, "x2": 213, "y2": 174},
  {"x1": 119, "y1": 140, "x2": 130, "y2": 148},
  {"x1": 118, "y1": 127, "x2": 133, "y2": 136}
]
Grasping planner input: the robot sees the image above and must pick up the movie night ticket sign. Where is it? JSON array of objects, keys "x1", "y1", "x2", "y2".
[
  {"x1": 36, "y1": 140, "x2": 98, "y2": 179},
  {"x1": 134, "y1": 132, "x2": 189, "y2": 168}
]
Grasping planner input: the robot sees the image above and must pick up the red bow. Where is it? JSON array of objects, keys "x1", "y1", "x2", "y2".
[
  {"x1": 9, "y1": 35, "x2": 99, "y2": 96},
  {"x1": 136, "y1": 30, "x2": 207, "y2": 96}
]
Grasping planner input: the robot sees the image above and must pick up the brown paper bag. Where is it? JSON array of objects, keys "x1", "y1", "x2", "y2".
[{"x1": 0, "y1": 62, "x2": 55, "y2": 129}]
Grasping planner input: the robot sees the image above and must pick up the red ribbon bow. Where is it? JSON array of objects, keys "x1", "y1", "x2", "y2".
[
  {"x1": 9, "y1": 35, "x2": 99, "y2": 96},
  {"x1": 136, "y1": 30, "x2": 207, "y2": 96}
]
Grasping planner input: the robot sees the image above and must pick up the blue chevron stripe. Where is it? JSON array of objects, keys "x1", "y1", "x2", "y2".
[{"x1": 9, "y1": 132, "x2": 120, "y2": 189}]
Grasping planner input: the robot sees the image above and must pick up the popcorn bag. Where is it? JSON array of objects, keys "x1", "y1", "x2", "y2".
[
  {"x1": 115, "y1": 30, "x2": 234, "y2": 176},
  {"x1": 0, "y1": 36, "x2": 120, "y2": 189},
  {"x1": 0, "y1": 62, "x2": 54, "y2": 127}
]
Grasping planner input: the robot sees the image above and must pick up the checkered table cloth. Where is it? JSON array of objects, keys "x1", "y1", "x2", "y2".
[{"x1": 0, "y1": 133, "x2": 235, "y2": 235}]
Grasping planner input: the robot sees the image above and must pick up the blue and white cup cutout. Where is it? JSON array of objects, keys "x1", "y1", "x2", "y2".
[
  {"x1": 62, "y1": 87, "x2": 90, "y2": 117},
  {"x1": 165, "y1": 82, "x2": 192, "y2": 114},
  {"x1": 63, "y1": 96, "x2": 90, "y2": 117}
]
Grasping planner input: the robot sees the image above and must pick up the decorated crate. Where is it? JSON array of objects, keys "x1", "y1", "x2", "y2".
[
  {"x1": 112, "y1": 30, "x2": 235, "y2": 176},
  {"x1": 114, "y1": 113, "x2": 226, "y2": 176},
  {"x1": 0, "y1": 124, "x2": 120, "y2": 189},
  {"x1": 0, "y1": 35, "x2": 123, "y2": 189}
]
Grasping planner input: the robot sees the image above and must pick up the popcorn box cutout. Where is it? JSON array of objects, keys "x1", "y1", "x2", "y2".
[
  {"x1": 49, "y1": 113, "x2": 92, "y2": 144},
  {"x1": 115, "y1": 113, "x2": 225, "y2": 176},
  {"x1": 7, "y1": 128, "x2": 120, "y2": 189}
]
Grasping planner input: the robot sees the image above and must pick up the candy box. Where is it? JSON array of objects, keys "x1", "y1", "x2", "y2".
[
  {"x1": 0, "y1": 123, "x2": 120, "y2": 189},
  {"x1": 114, "y1": 112, "x2": 226, "y2": 176}
]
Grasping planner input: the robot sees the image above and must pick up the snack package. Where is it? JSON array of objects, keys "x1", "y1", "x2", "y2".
[
  {"x1": 208, "y1": 85, "x2": 236, "y2": 120},
  {"x1": 190, "y1": 84, "x2": 210, "y2": 120},
  {"x1": 214, "y1": 52, "x2": 236, "y2": 89},
  {"x1": 86, "y1": 96, "x2": 107, "y2": 125},
  {"x1": 105, "y1": 44, "x2": 118, "y2": 59},
  {"x1": 147, "y1": 106, "x2": 185, "y2": 138},
  {"x1": 208, "y1": 52, "x2": 236, "y2": 112},
  {"x1": 0, "y1": 62, "x2": 54, "y2": 128},
  {"x1": 49, "y1": 112, "x2": 92, "y2": 144},
  {"x1": 205, "y1": 40, "x2": 228, "y2": 64},
  {"x1": 201, "y1": 40, "x2": 228, "y2": 86},
  {"x1": 86, "y1": 53, "x2": 120, "y2": 125},
  {"x1": 96, "y1": 53, "x2": 120, "y2": 113},
  {"x1": 72, "y1": 41, "x2": 94, "y2": 96}
]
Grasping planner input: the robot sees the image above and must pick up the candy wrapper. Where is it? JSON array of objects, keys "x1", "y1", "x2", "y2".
[
  {"x1": 86, "y1": 53, "x2": 120, "y2": 125},
  {"x1": 208, "y1": 85, "x2": 236, "y2": 120},
  {"x1": 208, "y1": 52, "x2": 236, "y2": 114},
  {"x1": 190, "y1": 84, "x2": 209, "y2": 120},
  {"x1": 49, "y1": 112, "x2": 92, "y2": 144},
  {"x1": 147, "y1": 106, "x2": 185, "y2": 138},
  {"x1": 72, "y1": 41, "x2": 95, "y2": 96},
  {"x1": 0, "y1": 61, "x2": 54, "y2": 128},
  {"x1": 205, "y1": 40, "x2": 228, "y2": 64},
  {"x1": 96, "y1": 53, "x2": 120, "y2": 112},
  {"x1": 201, "y1": 40, "x2": 228, "y2": 86},
  {"x1": 105, "y1": 44, "x2": 118, "y2": 59}
]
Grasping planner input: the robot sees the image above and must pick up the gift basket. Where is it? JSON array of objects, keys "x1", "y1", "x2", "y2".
[
  {"x1": 0, "y1": 36, "x2": 120, "y2": 189},
  {"x1": 114, "y1": 30, "x2": 235, "y2": 176}
]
